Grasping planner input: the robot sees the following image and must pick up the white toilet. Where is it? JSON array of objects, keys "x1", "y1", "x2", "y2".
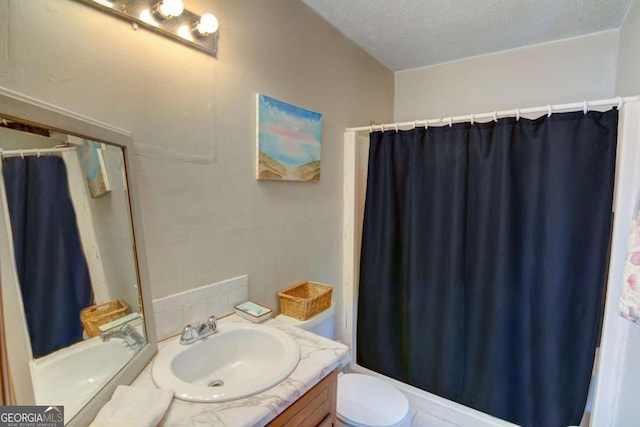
[{"x1": 276, "y1": 303, "x2": 412, "y2": 427}]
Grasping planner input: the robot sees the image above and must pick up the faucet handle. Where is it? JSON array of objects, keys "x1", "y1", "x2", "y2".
[
  {"x1": 180, "y1": 324, "x2": 197, "y2": 343},
  {"x1": 207, "y1": 315, "x2": 217, "y2": 333}
]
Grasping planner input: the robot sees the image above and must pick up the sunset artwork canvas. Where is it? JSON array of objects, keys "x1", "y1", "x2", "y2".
[{"x1": 256, "y1": 94, "x2": 322, "y2": 182}]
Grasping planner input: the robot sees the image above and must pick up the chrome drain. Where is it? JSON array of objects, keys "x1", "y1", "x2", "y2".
[{"x1": 208, "y1": 379, "x2": 224, "y2": 387}]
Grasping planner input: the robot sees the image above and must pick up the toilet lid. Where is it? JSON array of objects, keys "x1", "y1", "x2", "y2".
[{"x1": 337, "y1": 374, "x2": 409, "y2": 427}]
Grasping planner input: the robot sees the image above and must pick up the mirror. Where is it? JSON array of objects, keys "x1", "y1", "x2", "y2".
[{"x1": 0, "y1": 88, "x2": 157, "y2": 426}]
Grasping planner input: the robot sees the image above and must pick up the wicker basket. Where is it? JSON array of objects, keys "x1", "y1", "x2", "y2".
[
  {"x1": 278, "y1": 281, "x2": 333, "y2": 321},
  {"x1": 80, "y1": 300, "x2": 128, "y2": 337}
]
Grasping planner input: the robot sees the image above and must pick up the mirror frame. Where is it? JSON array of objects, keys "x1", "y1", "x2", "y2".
[{"x1": 0, "y1": 86, "x2": 157, "y2": 426}]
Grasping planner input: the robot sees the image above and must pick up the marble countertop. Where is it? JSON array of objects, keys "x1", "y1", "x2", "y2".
[{"x1": 131, "y1": 314, "x2": 350, "y2": 427}]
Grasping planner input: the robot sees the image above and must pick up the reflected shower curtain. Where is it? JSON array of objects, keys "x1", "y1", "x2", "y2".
[
  {"x1": 357, "y1": 110, "x2": 618, "y2": 427},
  {"x1": 2, "y1": 156, "x2": 92, "y2": 358}
]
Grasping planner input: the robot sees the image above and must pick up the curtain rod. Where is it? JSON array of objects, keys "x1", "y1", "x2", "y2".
[
  {"x1": 0, "y1": 147, "x2": 76, "y2": 158},
  {"x1": 345, "y1": 96, "x2": 639, "y2": 133}
]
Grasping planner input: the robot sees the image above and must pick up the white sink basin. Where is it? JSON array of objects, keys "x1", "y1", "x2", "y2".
[{"x1": 152, "y1": 322, "x2": 301, "y2": 402}]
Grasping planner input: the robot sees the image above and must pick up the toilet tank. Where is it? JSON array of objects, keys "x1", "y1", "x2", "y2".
[{"x1": 275, "y1": 301, "x2": 335, "y2": 339}]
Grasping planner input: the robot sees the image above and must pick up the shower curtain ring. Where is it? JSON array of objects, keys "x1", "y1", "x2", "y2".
[
  {"x1": 381, "y1": 123, "x2": 385, "y2": 132},
  {"x1": 424, "y1": 119, "x2": 428, "y2": 129},
  {"x1": 618, "y1": 97, "x2": 624, "y2": 110},
  {"x1": 493, "y1": 112, "x2": 498, "y2": 122},
  {"x1": 20, "y1": 150, "x2": 24, "y2": 160},
  {"x1": 370, "y1": 124, "x2": 374, "y2": 133},
  {"x1": 395, "y1": 123, "x2": 398, "y2": 132},
  {"x1": 515, "y1": 108, "x2": 520, "y2": 121},
  {"x1": 448, "y1": 117, "x2": 453, "y2": 127},
  {"x1": 470, "y1": 114, "x2": 474, "y2": 125},
  {"x1": 547, "y1": 104, "x2": 552, "y2": 117},
  {"x1": 583, "y1": 101, "x2": 588, "y2": 115}
]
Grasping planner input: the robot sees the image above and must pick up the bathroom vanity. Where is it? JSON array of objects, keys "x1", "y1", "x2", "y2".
[{"x1": 131, "y1": 314, "x2": 349, "y2": 427}]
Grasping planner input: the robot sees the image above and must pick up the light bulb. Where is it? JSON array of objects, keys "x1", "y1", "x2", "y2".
[
  {"x1": 177, "y1": 25, "x2": 193, "y2": 41},
  {"x1": 158, "y1": 0, "x2": 183, "y2": 18},
  {"x1": 194, "y1": 13, "x2": 218, "y2": 37}
]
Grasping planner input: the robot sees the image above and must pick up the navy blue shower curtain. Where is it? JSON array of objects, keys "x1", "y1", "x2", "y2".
[
  {"x1": 357, "y1": 110, "x2": 618, "y2": 427},
  {"x1": 3, "y1": 156, "x2": 92, "y2": 358}
]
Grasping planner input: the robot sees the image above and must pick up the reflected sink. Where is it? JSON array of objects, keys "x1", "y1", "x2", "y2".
[
  {"x1": 152, "y1": 322, "x2": 301, "y2": 402},
  {"x1": 31, "y1": 337, "x2": 134, "y2": 424}
]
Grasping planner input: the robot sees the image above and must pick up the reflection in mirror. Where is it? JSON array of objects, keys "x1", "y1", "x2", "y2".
[{"x1": 0, "y1": 117, "x2": 149, "y2": 423}]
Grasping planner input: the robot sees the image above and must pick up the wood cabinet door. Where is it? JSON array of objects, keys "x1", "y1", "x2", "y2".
[{"x1": 267, "y1": 369, "x2": 337, "y2": 427}]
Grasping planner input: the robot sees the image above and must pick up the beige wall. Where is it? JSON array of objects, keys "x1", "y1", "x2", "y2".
[
  {"x1": 394, "y1": 30, "x2": 619, "y2": 121},
  {"x1": 0, "y1": 0, "x2": 393, "y2": 331},
  {"x1": 616, "y1": 0, "x2": 640, "y2": 96}
]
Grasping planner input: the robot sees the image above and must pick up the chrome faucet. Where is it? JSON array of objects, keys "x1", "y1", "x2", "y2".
[
  {"x1": 101, "y1": 324, "x2": 145, "y2": 352},
  {"x1": 180, "y1": 315, "x2": 217, "y2": 345}
]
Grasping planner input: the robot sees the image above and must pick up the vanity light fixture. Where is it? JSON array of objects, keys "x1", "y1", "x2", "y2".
[{"x1": 77, "y1": 0, "x2": 218, "y2": 56}]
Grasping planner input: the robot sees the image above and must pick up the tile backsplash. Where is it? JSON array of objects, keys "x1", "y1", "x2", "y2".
[{"x1": 153, "y1": 275, "x2": 249, "y2": 341}]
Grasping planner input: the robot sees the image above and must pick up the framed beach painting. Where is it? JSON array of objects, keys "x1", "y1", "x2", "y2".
[
  {"x1": 256, "y1": 94, "x2": 322, "y2": 182},
  {"x1": 80, "y1": 139, "x2": 111, "y2": 198}
]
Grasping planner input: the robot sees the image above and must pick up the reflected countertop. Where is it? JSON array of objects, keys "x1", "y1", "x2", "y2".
[{"x1": 131, "y1": 314, "x2": 350, "y2": 427}]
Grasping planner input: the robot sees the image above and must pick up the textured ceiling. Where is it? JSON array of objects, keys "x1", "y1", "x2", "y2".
[{"x1": 302, "y1": 0, "x2": 632, "y2": 71}]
